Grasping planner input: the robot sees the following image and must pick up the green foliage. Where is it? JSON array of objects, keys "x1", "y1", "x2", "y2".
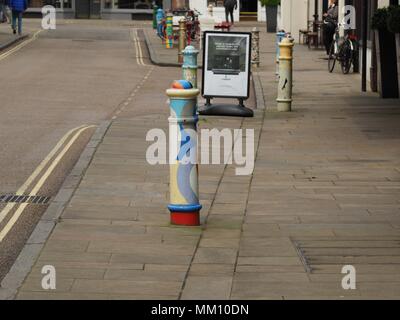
[
  {"x1": 260, "y1": 0, "x2": 280, "y2": 7},
  {"x1": 387, "y1": 6, "x2": 400, "y2": 33},
  {"x1": 371, "y1": 7, "x2": 389, "y2": 30}
]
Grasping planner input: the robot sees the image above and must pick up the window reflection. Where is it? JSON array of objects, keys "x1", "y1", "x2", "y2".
[{"x1": 28, "y1": 0, "x2": 72, "y2": 8}]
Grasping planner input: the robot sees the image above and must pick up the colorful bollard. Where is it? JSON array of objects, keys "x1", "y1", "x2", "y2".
[
  {"x1": 277, "y1": 38, "x2": 294, "y2": 112},
  {"x1": 276, "y1": 30, "x2": 286, "y2": 76},
  {"x1": 251, "y1": 27, "x2": 260, "y2": 68},
  {"x1": 166, "y1": 81, "x2": 201, "y2": 226},
  {"x1": 156, "y1": 8, "x2": 165, "y2": 39},
  {"x1": 178, "y1": 18, "x2": 187, "y2": 64},
  {"x1": 153, "y1": 5, "x2": 158, "y2": 29},
  {"x1": 182, "y1": 45, "x2": 199, "y2": 88},
  {"x1": 166, "y1": 13, "x2": 173, "y2": 49}
]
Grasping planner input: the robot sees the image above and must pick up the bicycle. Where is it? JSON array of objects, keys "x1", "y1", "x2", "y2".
[
  {"x1": 328, "y1": 25, "x2": 358, "y2": 74},
  {"x1": 157, "y1": 9, "x2": 201, "y2": 44}
]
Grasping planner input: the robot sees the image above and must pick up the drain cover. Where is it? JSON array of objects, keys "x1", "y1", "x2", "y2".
[
  {"x1": 292, "y1": 238, "x2": 400, "y2": 274},
  {"x1": 0, "y1": 194, "x2": 51, "y2": 205}
]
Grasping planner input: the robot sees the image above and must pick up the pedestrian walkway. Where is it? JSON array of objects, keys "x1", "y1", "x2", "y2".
[
  {"x1": 2, "y1": 23, "x2": 400, "y2": 299},
  {"x1": 0, "y1": 19, "x2": 40, "y2": 51}
]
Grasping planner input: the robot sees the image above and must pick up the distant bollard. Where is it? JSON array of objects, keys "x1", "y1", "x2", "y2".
[
  {"x1": 207, "y1": 4, "x2": 214, "y2": 17},
  {"x1": 275, "y1": 30, "x2": 286, "y2": 76},
  {"x1": 166, "y1": 13, "x2": 173, "y2": 49},
  {"x1": 182, "y1": 45, "x2": 199, "y2": 88},
  {"x1": 178, "y1": 18, "x2": 187, "y2": 63},
  {"x1": 156, "y1": 9, "x2": 164, "y2": 39},
  {"x1": 153, "y1": 5, "x2": 158, "y2": 29},
  {"x1": 166, "y1": 83, "x2": 201, "y2": 226},
  {"x1": 277, "y1": 38, "x2": 294, "y2": 112},
  {"x1": 251, "y1": 27, "x2": 260, "y2": 68}
]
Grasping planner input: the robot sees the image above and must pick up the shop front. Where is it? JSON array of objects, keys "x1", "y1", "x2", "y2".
[{"x1": 26, "y1": 0, "x2": 162, "y2": 19}]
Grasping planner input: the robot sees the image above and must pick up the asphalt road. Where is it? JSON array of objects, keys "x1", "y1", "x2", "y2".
[{"x1": 0, "y1": 19, "x2": 152, "y2": 281}]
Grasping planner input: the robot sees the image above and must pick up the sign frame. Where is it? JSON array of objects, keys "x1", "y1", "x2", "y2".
[{"x1": 201, "y1": 31, "x2": 252, "y2": 100}]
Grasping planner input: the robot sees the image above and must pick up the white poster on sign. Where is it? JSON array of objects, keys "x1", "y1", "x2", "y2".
[{"x1": 202, "y1": 32, "x2": 251, "y2": 99}]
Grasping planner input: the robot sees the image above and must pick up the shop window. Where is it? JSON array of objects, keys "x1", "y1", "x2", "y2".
[
  {"x1": 115, "y1": 0, "x2": 153, "y2": 9},
  {"x1": 28, "y1": 0, "x2": 70, "y2": 8},
  {"x1": 62, "y1": 0, "x2": 72, "y2": 9},
  {"x1": 208, "y1": 0, "x2": 224, "y2": 7}
]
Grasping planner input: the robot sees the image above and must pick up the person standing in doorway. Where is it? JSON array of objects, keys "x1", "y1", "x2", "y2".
[
  {"x1": 9, "y1": 0, "x2": 27, "y2": 35},
  {"x1": 224, "y1": 0, "x2": 238, "y2": 25},
  {"x1": 323, "y1": 0, "x2": 338, "y2": 55}
]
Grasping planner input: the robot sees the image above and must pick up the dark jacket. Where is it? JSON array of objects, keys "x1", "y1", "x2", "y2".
[
  {"x1": 224, "y1": 0, "x2": 237, "y2": 10},
  {"x1": 9, "y1": 0, "x2": 27, "y2": 12},
  {"x1": 325, "y1": 4, "x2": 338, "y2": 24}
]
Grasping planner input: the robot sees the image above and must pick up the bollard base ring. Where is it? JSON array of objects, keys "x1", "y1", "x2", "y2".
[
  {"x1": 168, "y1": 204, "x2": 202, "y2": 226},
  {"x1": 170, "y1": 211, "x2": 200, "y2": 226}
]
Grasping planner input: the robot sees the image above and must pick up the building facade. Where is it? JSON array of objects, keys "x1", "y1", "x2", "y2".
[
  {"x1": 26, "y1": 0, "x2": 162, "y2": 19},
  {"x1": 280, "y1": 0, "x2": 399, "y2": 94},
  {"x1": 26, "y1": 0, "x2": 267, "y2": 20},
  {"x1": 164, "y1": 0, "x2": 263, "y2": 22}
]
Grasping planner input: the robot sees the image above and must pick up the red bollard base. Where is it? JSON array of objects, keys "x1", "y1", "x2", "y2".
[{"x1": 170, "y1": 211, "x2": 200, "y2": 226}]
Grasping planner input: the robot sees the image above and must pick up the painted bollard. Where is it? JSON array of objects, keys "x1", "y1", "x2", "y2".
[
  {"x1": 178, "y1": 18, "x2": 187, "y2": 63},
  {"x1": 153, "y1": 5, "x2": 158, "y2": 29},
  {"x1": 182, "y1": 45, "x2": 199, "y2": 88},
  {"x1": 251, "y1": 27, "x2": 260, "y2": 68},
  {"x1": 275, "y1": 30, "x2": 286, "y2": 76},
  {"x1": 166, "y1": 13, "x2": 173, "y2": 49},
  {"x1": 156, "y1": 9, "x2": 165, "y2": 39},
  {"x1": 166, "y1": 81, "x2": 201, "y2": 226},
  {"x1": 277, "y1": 38, "x2": 294, "y2": 112}
]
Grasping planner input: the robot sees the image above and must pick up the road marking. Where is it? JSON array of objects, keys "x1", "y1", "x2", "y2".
[
  {"x1": 0, "y1": 125, "x2": 96, "y2": 242},
  {"x1": 135, "y1": 29, "x2": 146, "y2": 66},
  {"x1": 0, "y1": 125, "x2": 87, "y2": 225},
  {"x1": 131, "y1": 28, "x2": 146, "y2": 66},
  {"x1": 0, "y1": 30, "x2": 42, "y2": 62},
  {"x1": 131, "y1": 29, "x2": 141, "y2": 66}
]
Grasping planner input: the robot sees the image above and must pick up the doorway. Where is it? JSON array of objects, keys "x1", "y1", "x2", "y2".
[
  {"x1": 240, "y1": 0, "x2": 258, "y2": 20},
  {"x1": 76, "y1": 0, "x2": 101, "y2": 19}
]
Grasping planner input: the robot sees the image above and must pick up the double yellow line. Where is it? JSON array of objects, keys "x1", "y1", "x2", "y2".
[
  {"x1": 0, "y1": 125, "x2": 95, "y2": 242},
  {"x1": 0, "y1": 29, "x2": 42, "y2": 62},
  {"x1": 131, "y1": 29, "x2": 146, "y2": 66}
]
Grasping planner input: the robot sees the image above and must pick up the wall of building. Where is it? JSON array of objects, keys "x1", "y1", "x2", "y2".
[
  {"x1": 189, "y1": 0, "x2": 239, "y2": 22},
  {"x1": 257, "y1": 1, "x2": 265, "y2": 21},
  {"x1": 280, "y1": 0, "x2": 309, "y2": 42}
]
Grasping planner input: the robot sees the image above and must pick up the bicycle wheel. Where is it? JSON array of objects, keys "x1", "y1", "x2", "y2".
[
  {"x1": 340, "y1": 40, "x2": 354, "y2": 74},
  {"x1": 328, "y1": 42, "x2": 336, "y2": 73}
]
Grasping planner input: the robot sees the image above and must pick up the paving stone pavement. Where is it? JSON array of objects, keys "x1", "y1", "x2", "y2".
[
  {"x1": 0, "y1": 19, "x2": 41, "y2": 50},
  {"x1": 10, "y1": 24, "x2": 400, "y2": 300}
]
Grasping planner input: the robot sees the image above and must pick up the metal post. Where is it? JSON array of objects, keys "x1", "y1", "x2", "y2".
[
  {"x1": 166, "y1": 85, "x2": 201, "y2": 226},
  {"x1": 166, "y1": 13, "x2": 173, "y2": 49},
  {"x1": 178, "y1": 18, "x2": 187, "y2": 63},
  {"x1": 361, "y1": 0, "x2": 368, "y2": 92},
  {"x1": 277, "y1": 38, "x2": 294, "y2": 112},
  {"x1": 153, "y1": 4, "x2": 159, "y2": 29},
  {"x1": 314, "y1": 0, "x2": 319, "y2": 22},
  {"x1": 276, "y1": 30, "x2": 286, "y2": 76},
  {"x1": 182, "y1": 45, "x2": 199, "y2": 88},
  {"x1": 251, "y1": 27, "x2": 260, "y2": 68}
]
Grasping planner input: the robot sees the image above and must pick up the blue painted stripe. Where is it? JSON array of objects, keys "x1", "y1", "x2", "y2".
[{"x1": 168, "y1": 204, "x2": 202, "y2": 212}]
